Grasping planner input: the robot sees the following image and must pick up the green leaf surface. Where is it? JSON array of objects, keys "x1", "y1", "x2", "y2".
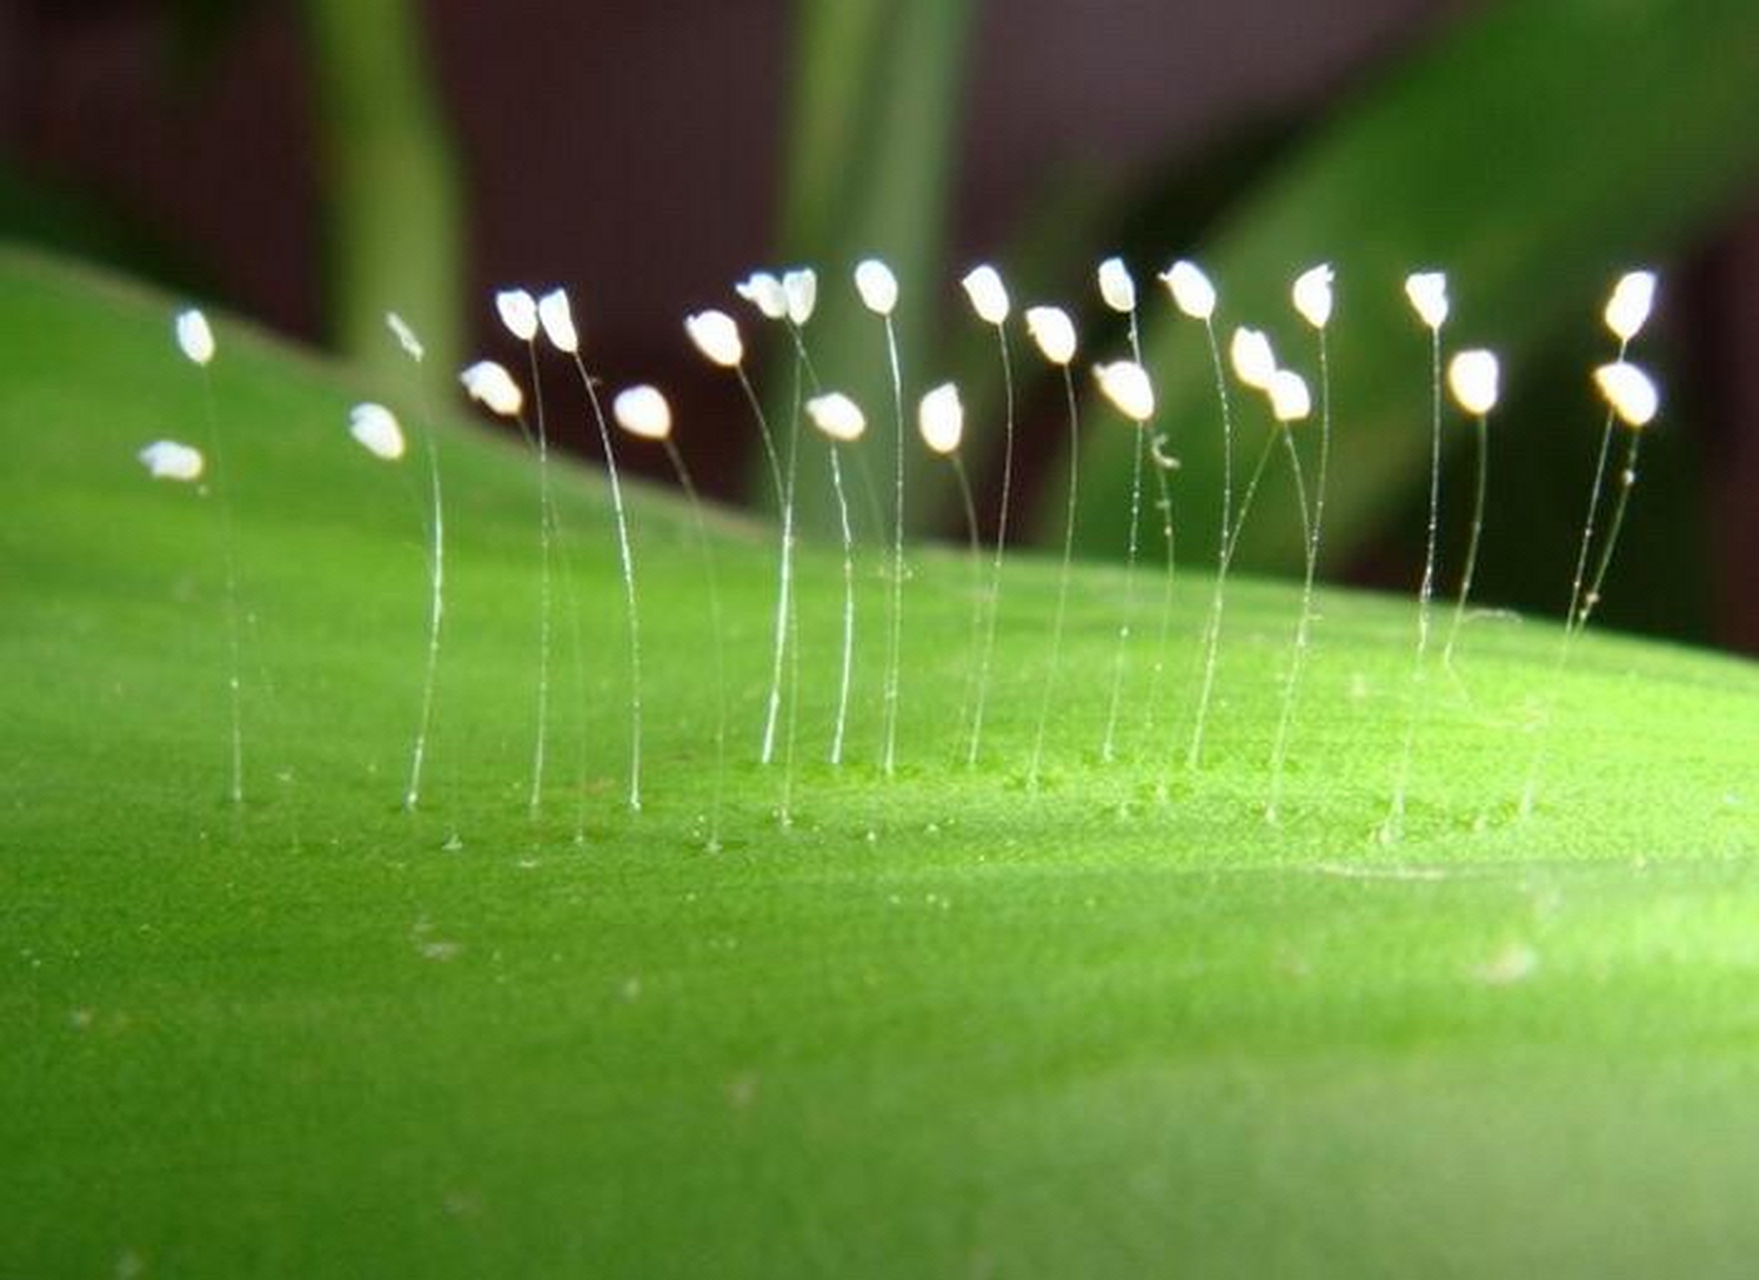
[{"x1": 4, "y1": 247, "x2": 1759, "y2": 1276}]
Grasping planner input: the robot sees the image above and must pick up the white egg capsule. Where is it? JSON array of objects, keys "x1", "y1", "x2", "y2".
[
  {"x1": 1292, "y1": 263, "x2": 1334, "y2": 330},
  {"x1": 854, "y1": 258, "x2": 898, "y2": 316},
  {"x1": 806, "y1": 391, "x2": 866, "y2": 443},
  {"x1": 1604, "y1": 270, "x2": 1658, "y2": 344},
  {"x1": 459, "y1": 359, "x2": 524, "y2": 418},
  {"x1": 1404, "y1": 271, "x2": 1449, "y2": 331},
  {"x1": 1594, "y1": 361, "x2": 1660, "y2": 429},
  {"x1": 175, "y1": 309, "x2": 215, "y2": 366},
  {"x1": 138, "y1": 439, "x2": 206, "y2": 481},
  {"x1": 782, "y1": 268, "x2": 818, "y2": 325},
  {"x1": 1097, "y1": 256, "x2": 1137, "y2": 313},
  {"x1": 349, "y1": 402, "x2": 407, "y2": 460},
  {"x1": 1024, "y1": 305, "x2": 1078, "y2": 365},
  {"x1": 537, "y1": 288, "x2": 580, "y2": 354},
  {"x1": 1447, "y1": 349, "x2": 1501, "y2": 417},
  {"x1": 1268, "y1": 369, "x2": 1313, "y2": 423},
  {"x1": 1229, "y1": 327, "x2": 1277, "y2": 391},
  {"x1": 1094, "y1": 360, "x2": 1155, "y2": 423},
  {"x1": 495, "y1": 289, "x2": 539, "y2": 342},
  {"x1": 684, "y1": 310, "x2": 744, "y2": 368},
  {"x1": 961, "y1": 264, "x2": 1011, "y2": 325},
  {"x1": 735, "y1": 271, "x2": 788, "y2": 320},
  {"x1": 1159, "y1": 260, "x2": 1217, "y2": 321},
  {"x1": 612, "y1": 385, "x2": 673, "y2": 441},
  {"x1": 918, "y1": 382, "x2": 964, "y2": 455}
]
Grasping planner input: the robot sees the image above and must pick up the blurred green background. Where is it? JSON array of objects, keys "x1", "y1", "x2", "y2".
[{"x1": 4, "y1": 0, "x2": 1758, "y2": 652}]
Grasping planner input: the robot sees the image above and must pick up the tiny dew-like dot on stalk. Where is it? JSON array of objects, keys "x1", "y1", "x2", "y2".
[
  {"x1": 1022, "y1": 304, "x2": 1081, "y2": 792},
  {"x1": 804, "y1": 391, "x2": 867, "y2": 768},
  {"x1": 959, "y1": 262, "x2": 1016, "y2": 769}
]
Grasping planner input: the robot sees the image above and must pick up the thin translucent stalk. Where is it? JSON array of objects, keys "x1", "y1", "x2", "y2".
[
  {"x1": 827, "y1": 444, "x2": 856, "y2": 765},
  {"x1": 1382, "y1": 326, "x2": 1445, "y2": 842},
  {"x1": 1185, "y1": 317, "x2": 1239, "y2": 773},
  {"x1": 196, "y1": 370, "x2": 245, "y2": 807},
  {"x1": 1131, "y1": 303, "x2": 1179, "y2": 760},
  {"x1": 949, "y1": 450, "x2": 985, "y2": 756},
  {"x1": 662, "y1": 437, "x2": 726, "y2": 850},
  {"x1": 403, "y1": 424, "x2": 444, "y2": 811},
  {"x1": 1029, "y1": 367, "x2": 1081, "y2": 791},
  {"x1": 1178, "y1": 425, "x2": 1275, "y2": 789},
  {"x1": 1521, "y1": 427, "x2": 1646, "y2": 817},
  {"x1": 1264, "y1": 427, "x2": 1316, "y2": 824},
  {"x1": 735, "y1": 366, "x2": 786, "y2": 510},
  {"x1": 776, "y1": 359, "x2": 806, "y2": 827},
  {"x1": 1562, "y1": 337, "x2": 1631, "y2": 646},
  {"x1": 760, "y1": 353, "x2": 805, "y2": 770},
  {"x1": 1102, "y1": 309, "x2": 1148, "y2": 764},
  {"x1": 1441, "y1": 412, "x2": 1489, "y2": 668},
  {"x1": 1266, "y1": 331, "x2": 1330, "y2": 824},
  {"x1": 572, "y1": 354, "x2": 643, "y2": 813},
  {"x1": 544, "y1": 492, "x2": 590, "y2": 846},
  {"x1": 880, "y1": 315, "x2": 906, "y2": 777},
  {"x1": 967, "y1": 325, "x2": 1016, "y2": 768},
  {"x1": 1522, "y1": 339, "x2": 1633, "y2": 815},
  {"x1": 524, "y1": 342, "x2": 553, "y2": 817},
  {"x1": 759, "y1": 460, "x2": 794, "y2": 768},
  {"x1": 1576, "y1": 430, "x2": 1645, "y2": 638},
  {"x1": 729, "y1": 361, "x2": 790, "y2": 770},
  {"x1": 1140, "y1": 435, "x2": 1178, "y2": 757},
  {"x1": 847, "y1": 427, "x2": 889, "y2": 550}
]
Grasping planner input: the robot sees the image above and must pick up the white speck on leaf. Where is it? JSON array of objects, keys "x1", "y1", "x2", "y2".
[{"x1": 1473, "y1": 942, "x2": 1538, "y2": 986}]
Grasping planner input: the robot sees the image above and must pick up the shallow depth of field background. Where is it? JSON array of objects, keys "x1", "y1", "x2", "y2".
[{"x1": 4, "y1": 0, "x2": 1757, "y2": 651}]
